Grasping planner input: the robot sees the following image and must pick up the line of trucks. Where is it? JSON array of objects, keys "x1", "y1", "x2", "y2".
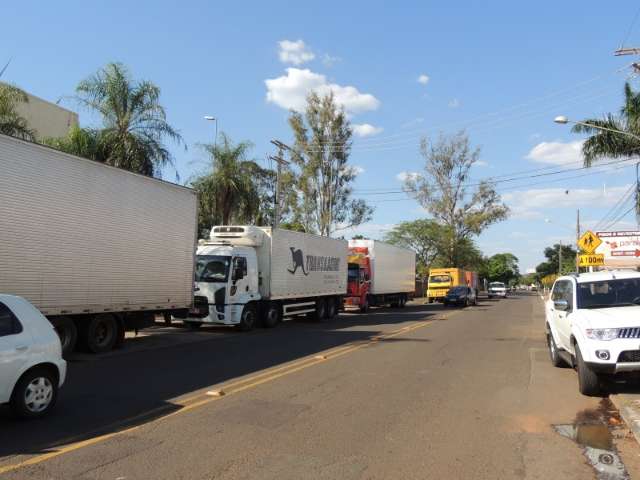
[{"x1": 0, "y1": 134, "x2": 416, "y2": 356}]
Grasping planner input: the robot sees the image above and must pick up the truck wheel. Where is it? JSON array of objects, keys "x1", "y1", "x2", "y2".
[
  {"x1": 163, "y1": 313, "x2": 172, "y2": 326},
  {"x1": 326, "y1": 297, "x2": 338, "y2": 319},
  {"x1": 238, "y1": 305, "x2": 257, "y2": 331},
  {"x1": 575, "y1": 345, "x2": 603, "y2": 396},
  {"x1": 10, "y1": 367, "x2": 58, "y2": 418},
  {"x1": 187, "y1": 321, "x2": 202, "y2": 330},
  {"x1": 427, "y1": 297, "x2": 434, "y2": 304},
  {"x1": 51, "y1": 316, "x2": 77, "y2": 357},
  {"x1": 85, "y1": 314, "x2": 118, "y2": 353},
  {"x1": 399, "y1": 295, "x2": 407, "y2": 308},
  {"x1": 310, "y1": 299, "x2": 327, "y2": 322},
  {"x1": 359, "y1": 297, "x2": 369, "y2": 313},
  {"x1": 547, "y1": 330, "x2": 565, "y2": 368},
  {"x1": 263, "y1": 303, "x2": 281, "y2": 328}
]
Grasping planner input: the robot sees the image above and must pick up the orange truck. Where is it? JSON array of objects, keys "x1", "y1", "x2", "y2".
[{"x1": 427, "y1": 268, "x2": 478, "y2": 303}]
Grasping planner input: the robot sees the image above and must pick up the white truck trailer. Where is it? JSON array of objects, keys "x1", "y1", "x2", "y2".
[
  {"x1": 345, "y1": 239, "x2": 416, "y2": 311},
  {"x1": 187, "y1": 226, "x2": 348, "y2": 330},
  {"x1": 0, "y1": 134, "x2": 200, "y2": 355}
]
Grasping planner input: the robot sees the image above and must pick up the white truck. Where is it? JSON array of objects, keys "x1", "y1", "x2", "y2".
[
  {"x1": 186, "y1": 226, "x2": 348, "y2": 330},
  {"x1": 344, "y1": 239, "x2": 416, "y2": 311},
  {"x1": 0, "y1": 134, "x2": 201, "y2": 355}
]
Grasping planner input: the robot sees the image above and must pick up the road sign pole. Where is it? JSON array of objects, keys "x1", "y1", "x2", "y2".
[{"x1": 576, "y1": 209, "x2": 580, "y2": 272}]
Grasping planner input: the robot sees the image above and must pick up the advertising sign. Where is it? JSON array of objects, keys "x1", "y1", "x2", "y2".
[{"x1": 595, "y1": 231, "x2": 640, "y2": 267}]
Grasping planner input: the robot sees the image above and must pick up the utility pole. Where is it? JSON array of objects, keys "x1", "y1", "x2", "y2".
[
  {"x1": 576, "y1": 209, "x2": 581, "y2": 273},
  {"x1": 270, "y1": 140, "x2": 291, "y2": 229}
]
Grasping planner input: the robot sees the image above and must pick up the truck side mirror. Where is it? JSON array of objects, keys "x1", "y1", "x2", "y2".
[
  {"x1": 232, "y1": 266, "x2": 244, "y2": 282},
  {"x1": 554, "y1": 299, "x2": 569, "y2": 311}
]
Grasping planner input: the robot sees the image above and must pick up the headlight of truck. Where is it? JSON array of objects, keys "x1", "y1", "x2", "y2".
[{"x1": 585, "y1": 328, "x2": 619, "y2": 341}]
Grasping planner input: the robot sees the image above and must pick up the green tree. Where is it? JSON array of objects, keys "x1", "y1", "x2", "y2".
[
  {"x1": 403, "y1": 131, "x2": 508, "y2": 266},
  {"x1": 384, "y1": 220, "x2": 448, "y2": 276},
  {"x1": 43, "y1": 126, "x2": 105, "y2": 161},
  {"x1": 289, "y1": 92, "x2": 373, "y2": 236},
  {"x1": 535, "y1": 243, "x2": 577, "y2": 278},
  {"x1": 0, "y1": 82, "x2": 34, "y2": 140},
  {"x1": 486, "y1": 253, "x2": 520, "y2": 284},
  {"x1": 191, "y1": 133, "x2": 271, "y2": 236},
  {"x1": 74, "y1": 62, "x2": 183, "y2": 177}
]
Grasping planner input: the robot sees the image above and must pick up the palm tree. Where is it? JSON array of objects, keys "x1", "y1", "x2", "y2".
[
  {"x1": 0, "y1": 82, "x2": 35, "y2": 140},
  {"x1": 191, "y1": 133, "x2": 266, "y2": 235},
  {"x1": 43, "y1": 126, "x2": 105, "y2": 161},
  {"x1": 573, "y1": 82, "x2": 640, "y2": 167},
  {"x1": 74, "y1": 62, "x2": 183, "y2": 177}
]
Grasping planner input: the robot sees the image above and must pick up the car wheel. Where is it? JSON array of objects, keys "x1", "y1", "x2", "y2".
[
  {"x1": 547, "y1": 330, "x2": 565, "y2": 368},
  {"x1": 238, "y1": 305, "x2": 257, "y2": 331},
  {"x1": 575, "y1": 344, "x2": 603, "y2": 397},
  {"x1": 10, "y1": 368, "x2": 58, "y2": 418},
  {"x1": 464, "y1": 298, "x2": 469, "y2": 308},
  {"x1": 263, "y1": 303, "x2": 281, "y2": 328},
  {"x1": 186, "y1": 321, "x2": 202, "y2": 330}
]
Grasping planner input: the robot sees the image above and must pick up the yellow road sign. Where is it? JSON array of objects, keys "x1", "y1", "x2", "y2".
[
  {"x1": 578, "y1": 230, "x2": 602, "y2": 254},
  {"x1": 579, "y1": 253, "x2": 605, "y2": 267}
]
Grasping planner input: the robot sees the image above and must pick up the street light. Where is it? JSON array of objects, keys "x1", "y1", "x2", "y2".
[
  {"x1": 204, "y1": 115, "x2": 218, "y2": 148},
  {"x1": 554, "y1": 115, "x2": 640, "y2": 142}
]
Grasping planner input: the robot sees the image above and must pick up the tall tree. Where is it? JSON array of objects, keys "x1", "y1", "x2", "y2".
[
  {"x1": 74, "y1": 62, "x2": 183, "y2": 177},
  {"x1": 289, "y1": 92, "x2": 373, "y2": 236},
  {"x1": 43, "y1": 126, "x2": 105, "y2": 161},
  {"x1": 535, "y1": 243, "x2": 577, "y2": 278},
  {"x1": 0, "y1": 82, "x2": 34, "y2": 140},
  {"x1": 191, "y1": 133, "x2": 270, "y2": 236},
  {"x1": 486, "y1": 253, "x2": 520, "y2": 284},
  {"x1": 384, "y1": 220, "x2": 448, "y2": 276},
  {"x1": 403, "y1": 131, "x2": 508, "y2": 266}
]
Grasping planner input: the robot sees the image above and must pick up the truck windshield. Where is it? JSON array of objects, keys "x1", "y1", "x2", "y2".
[
  {"x1": 577, "y1": 278, "x2": 640, "y2": 309},
  {"x1": 429, "y1": 275, "x2": 451, "y2": 283},
  {"x1": 489, "y1": 282, "x2": 505, "y2": 289},
  {"x1": 195, "y1": 255, "x2": 231, "y2": 282},
  {"x1": 348, "y1": 264, "x2": 359, "y2": 282}
]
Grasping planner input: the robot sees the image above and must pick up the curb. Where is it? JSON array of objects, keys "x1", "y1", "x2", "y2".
[{"x1": 610, "y1": 394, "x2": 640, "y2": 445}]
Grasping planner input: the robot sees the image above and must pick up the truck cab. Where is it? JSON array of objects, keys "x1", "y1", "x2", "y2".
[{"x1": 345, "y1": 248, "x2": 371, "y2": 312}]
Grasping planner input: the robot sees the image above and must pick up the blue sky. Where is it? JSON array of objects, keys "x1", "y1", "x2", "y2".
[{"x1": 3, "y1": 1, "x2": 640, "y2": 271}]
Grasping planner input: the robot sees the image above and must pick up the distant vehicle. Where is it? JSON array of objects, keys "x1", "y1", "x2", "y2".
[
  {"x1": 344, "y1": 240, "x2": 415, "y2": 312},
  {"x1": 0, "y1": 295, "x2": 66, "y2": 418},
  {"x1": 0, "y1": 134, "x2": 203, "y2": 356},
  {"x1": 186, "y1": 226, "x2": 347, "y2": 330},
  {"x1": 488, "y1": 282, "x2": 507, "y2": 299},
  {"x1": 427, "y1": 268, "x2": 478, "y2": 303},
  {"x1": 546, "y1": 270, "x2": 640, "y2": 396},
  {"x1": 443, "y1": 286, "x2": 477, "y2": 307}
]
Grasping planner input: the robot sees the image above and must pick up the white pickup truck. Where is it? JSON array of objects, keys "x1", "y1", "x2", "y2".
[{"x1": 545, "y1": 270, "x2": 640, "y2": 396}]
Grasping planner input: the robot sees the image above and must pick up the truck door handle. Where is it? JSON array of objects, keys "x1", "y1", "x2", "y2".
[
  {"x1": 245, "y1": 285, "x2": 249, "y2": 292},
  {"x1": 15, "y1": 345, "x2": 28, "y2": 351}
]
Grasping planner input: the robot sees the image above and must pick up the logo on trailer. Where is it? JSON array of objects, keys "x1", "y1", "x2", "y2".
[
  {"x1": 287, "y1": 247, "x2": 309, "y2": 276},
  {"x1": 287, "y1": 247, "x2": 340, "y2": 276}
]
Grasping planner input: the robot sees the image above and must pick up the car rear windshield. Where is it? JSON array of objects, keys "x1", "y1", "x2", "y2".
[
  {"x1": 430, "y1": 275, "x2": 451, "y2": 283},
  {"x1": 449, "y1": 287, "x2": 467, "y2": 294},
  {"x1": 195, "y1": 255, "x2": 231, "y2": 282},
  {"x1": 577, "y1": 278, "x2": 640, "y2": 309}
]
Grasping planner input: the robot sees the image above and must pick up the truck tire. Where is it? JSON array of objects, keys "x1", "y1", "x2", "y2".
[
  {"x1": 262, "y1": 303, "x2": 281, "y2": 328},
  {"x1": 310, "y1": 298, "x2": 327, "y2": 321},
  {"x1": 10, "y1": 367, "x2": 58, "y2": 418},
  {"x1": 427, "y1": 297, "x2": 434, "y2": 304},
  {"x1": 238, "y1": 305, "x2": 257, "y2": 331},
  {"x1": 187, "y1": 321, "x2": 202, "y2": 330},
  {"x1": 326, "y1": 297, "x2": 338, "y2": 319},
  {"x1": 399, "y1": 295, "x2": 407, "y2": 308},
  {"x1": 360, "y1": 296, "x2": 369, "y2": 313},
  {"x1": 547, "y1": 330, "x2": 565, "y2": 368},
  {"x1": 51, "y1": 316, "x2": 77, "y2": 357},
  {"x1": 575, "y1": 345, "x2": 603, "y2": 397},
  {"x1": 85, "y1": 314, "x2": 118, "y2": 353}
]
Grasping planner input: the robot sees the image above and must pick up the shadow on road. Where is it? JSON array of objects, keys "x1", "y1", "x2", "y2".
[{"x1": 0, "y1": 304, "x2": 441, "y2": 458}]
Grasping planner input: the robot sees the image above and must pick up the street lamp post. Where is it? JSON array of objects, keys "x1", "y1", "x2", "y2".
[{"x1": 204, "y1": 115, "x2": 218, "y2": 149}]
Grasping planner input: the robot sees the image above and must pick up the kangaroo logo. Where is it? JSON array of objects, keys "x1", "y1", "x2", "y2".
[{"x1": 287, "y1": 247, "x2": 308, "y2": 276}]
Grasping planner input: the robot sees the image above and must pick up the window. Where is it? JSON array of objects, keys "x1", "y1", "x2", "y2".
[
  {"x1": 552, "y1": 281, "x2": 573, "y2": 310},
  {"x1": 429, "y1": 275, "x2": 451, "y2": 283},
  {"x1": 577, "y1": 278, "x2": 640, "y2": 309},
  {"x1": 233, "y1": 257, "x2": 247, "y2": 279},
  {"x1": 0, "y1": 302, "x2": 23, "y2": 337},
  {"x1": 195, "y1": 255, "x2": 231, "y2": 283}
]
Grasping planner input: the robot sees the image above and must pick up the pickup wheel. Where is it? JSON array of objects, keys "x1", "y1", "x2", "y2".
[
  {"x1": 238, "y1": 305, "x2": 257, "y2": 331},
  {"x1": 575, "y1": 344, "x2": 603, "y2": 397},
  {"x1": 262, "y1": 303, "x2": 281, "y2": 328},
  {"x1": 547, "y1": 330, "x2": 565, "y2": 367},
  {"x1": 51, "y1": 316, "x2": 77, "y2": 357},
  {"x1": 10, "y1": 367, "x2": 58, "y2": 418},
  {"x1": 85, "y1": 314, "x2": 118, "y2": 353}
]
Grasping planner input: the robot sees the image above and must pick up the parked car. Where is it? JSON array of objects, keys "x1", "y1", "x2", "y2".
[
  {"x1": 546, "y1": 271, "x2": 640, "y2": 396},
  {"x1": 443, "y1": 286, "x2": 477, "y2": 307},
  {"x1": 488, "y1": 282, "x2": 507, "y2": 299},
  {"x1": 0, "y1": 295, "x2": 66, "y2": 418}
]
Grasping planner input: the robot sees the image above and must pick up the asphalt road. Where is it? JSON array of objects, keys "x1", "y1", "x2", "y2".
[{"x1": 1, "y1": 293, "x2": 639, "y2": 479}]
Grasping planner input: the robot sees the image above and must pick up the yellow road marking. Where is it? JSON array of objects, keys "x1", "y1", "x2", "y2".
[{"x1": 0, "y1": 313, "x2": 450, "y2": 475}]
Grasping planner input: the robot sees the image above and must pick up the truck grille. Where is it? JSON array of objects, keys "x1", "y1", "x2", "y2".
[
  {"x1": 618, "y1": 350, "x2": 640, "y2": 362},
  {"x1": 618, "y1": 328, "x2": 640, "y2": 339}
]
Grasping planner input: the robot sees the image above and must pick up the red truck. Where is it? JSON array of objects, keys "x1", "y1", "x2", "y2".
[{"x1": 344, "y1": 240, "x2": 416, "y2": 312}]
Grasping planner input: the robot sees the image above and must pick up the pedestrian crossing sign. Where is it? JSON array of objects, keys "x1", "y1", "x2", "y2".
[{"x1": 577, "y1": 230, "x2": 602, "y2": 254}]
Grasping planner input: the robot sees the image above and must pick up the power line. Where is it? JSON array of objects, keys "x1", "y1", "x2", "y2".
[
  {"x1": 593, "y1": 183, "x2": 635, "y2": 231},
  {"x1": 621, "y1": 5, "x2": 640, "y2": 49}
]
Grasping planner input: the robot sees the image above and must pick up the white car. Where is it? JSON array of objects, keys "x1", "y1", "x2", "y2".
[
  {"x1": 545, "y1": 270, "x2": 640, "y2": 396},
  {"x1": 488, "y1": 282, "x2": 507, "y2": 298},
  {"x1": 0, "y1": 295, "x2": 66, "y2": 417}
]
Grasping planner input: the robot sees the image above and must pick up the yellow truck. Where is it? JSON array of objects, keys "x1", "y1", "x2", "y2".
[{"x1": 427, "y1": 268, "x2": 478, "y2": 303}]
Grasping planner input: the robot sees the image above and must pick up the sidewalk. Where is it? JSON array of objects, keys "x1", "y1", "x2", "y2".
[{"x1": 611, "y1": 394, "x2": 640, "y2": 445}]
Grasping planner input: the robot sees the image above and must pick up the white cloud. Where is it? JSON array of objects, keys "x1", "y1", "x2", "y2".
[
  {"x1": 448, "y1": 98, "x2": 460, "y2": 108},
  {"x1": 353, "y1": 123, "x2": 383, "y2": 137},
  {"x1": 278, "y1": 39, "x2": 315, "y2": 65},
  {"x1": 265, "y1": 68, "x2": 380, "y2": 114},
  {"x1": 525, "y1": 140, "x2": 584, "y2": 166},
  {"x1": 475, "y1": 160, "x2": 489, "y2": 167},
  {"x1": 417, "y1": 74, "x2": 430, "y2": 85},
  {"x1": 396, "y1": 171, "x2": 421, "y2": 182},
  {"x1": 322, "y1": 53, "x2": 341, "y2": 67}
]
